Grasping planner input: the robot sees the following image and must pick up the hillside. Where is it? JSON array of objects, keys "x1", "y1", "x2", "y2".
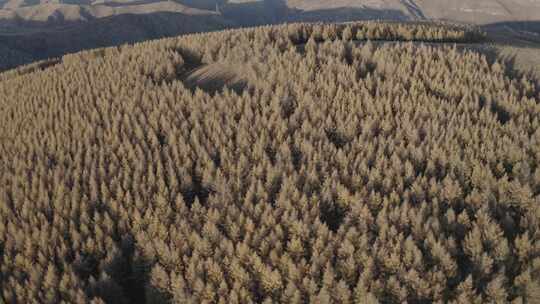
[
  {"x1": 284, "y1": 0, "x2": 540, "y2": 23},
  {"x1": 1, "y1": 22, "x2": 539, "y2": 303},
  {"x1": 1, "y1": 0, "x2": 540, "y2": 71},
  {"x1": 0, "y1": 11, "x2": 230, "y2": 71},
  {"x1": 0, "y1": 0, "x2": 233, "y2": 71},
  {"x1": 3, "y1": 0, "x2": 539, "y2": 24}
]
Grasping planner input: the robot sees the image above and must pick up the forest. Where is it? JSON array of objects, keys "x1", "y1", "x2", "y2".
[{"x1": 0, "y1": 21, "x2": 538, "y2": 303}]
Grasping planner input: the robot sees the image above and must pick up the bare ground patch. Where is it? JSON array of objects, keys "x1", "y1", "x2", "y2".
[{"x1": 180, "y1": 62, "x2": 247, "y2": 95}]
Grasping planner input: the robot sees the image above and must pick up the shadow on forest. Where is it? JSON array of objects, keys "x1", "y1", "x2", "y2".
[
  {"x1": 71, "y1": 224, "x2": 176, "y2": 303},
  {"x1": 70, "y1": 234, "x2": 146, "y2": 304},
  {"x1": 325, "y1": 128, "x2": 350, "y2": 149},
  {"x1": 320, "y1": 201, "x2": 347, "y2": 232},
  {"x1": 180, "y1": 175, "x2": 215, "y2": 208}
]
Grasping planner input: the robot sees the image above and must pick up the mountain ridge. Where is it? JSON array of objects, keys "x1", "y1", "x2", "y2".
[{"x1": 2, "y1": 0, "x2": 540, "y2": 25}]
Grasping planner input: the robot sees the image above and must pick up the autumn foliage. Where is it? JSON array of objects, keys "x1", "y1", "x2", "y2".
[{"x1": 0, "y1": 22, "x2": 538, "y2": 303}]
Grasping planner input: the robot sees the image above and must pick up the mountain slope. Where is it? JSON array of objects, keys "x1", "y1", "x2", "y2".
[
  {"x1": 1, "y1": 0, "x2": 540, "y2": 72},
  {"x1": 283, "y1": 0, "x2": 540, "y2": 24},
  {"x1": 0, "y1": 8, "x2": 230, "y2": 71},
  {"x1": 414, "y1": 0, "x2": 540, "y2": 24},
  {"x1": 0, "y1": 0, "x2": 217, "y2": 23},
  {"x1": 2, "y1": 0, "x2": 539, "y2": 25}
]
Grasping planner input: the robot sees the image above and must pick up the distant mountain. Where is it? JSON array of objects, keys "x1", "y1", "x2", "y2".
[
  {"x1": 0, "y1": 1, "x2": 231, "y2": 71},
  {"x1": 0, "y1": 0, "x2": 539, "y2": 71},
  {"x1": 2, "y1": 0, "x2": 539, "y2": 24},
  {"x1": 283, "y1": 0, "x2": 540, "y2": 24},
  {"x1": 0, "y1": 0, "x2": 221, "y2": 24}
]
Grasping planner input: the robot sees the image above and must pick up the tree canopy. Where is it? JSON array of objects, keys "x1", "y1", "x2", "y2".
[{"x1": 0, "y1": 22, "x2": 538, "y2": 303}]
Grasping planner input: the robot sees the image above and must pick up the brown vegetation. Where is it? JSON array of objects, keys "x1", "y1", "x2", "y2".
[{"x1": 0, "y1": 22, "x2": 538, "y2": 303}]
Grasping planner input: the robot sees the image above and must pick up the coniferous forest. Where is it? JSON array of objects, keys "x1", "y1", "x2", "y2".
[{"x1": 0, "y1": 22, "x2": 539, "y2": 303}]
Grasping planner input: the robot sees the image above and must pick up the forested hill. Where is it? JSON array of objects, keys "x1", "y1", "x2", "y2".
[
  {"x1": 1, "y1": 0, "x2": 540, "y2": 71},
  {"x1": 1, "y1": 22, "x2": 539, "y2": 303}
]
